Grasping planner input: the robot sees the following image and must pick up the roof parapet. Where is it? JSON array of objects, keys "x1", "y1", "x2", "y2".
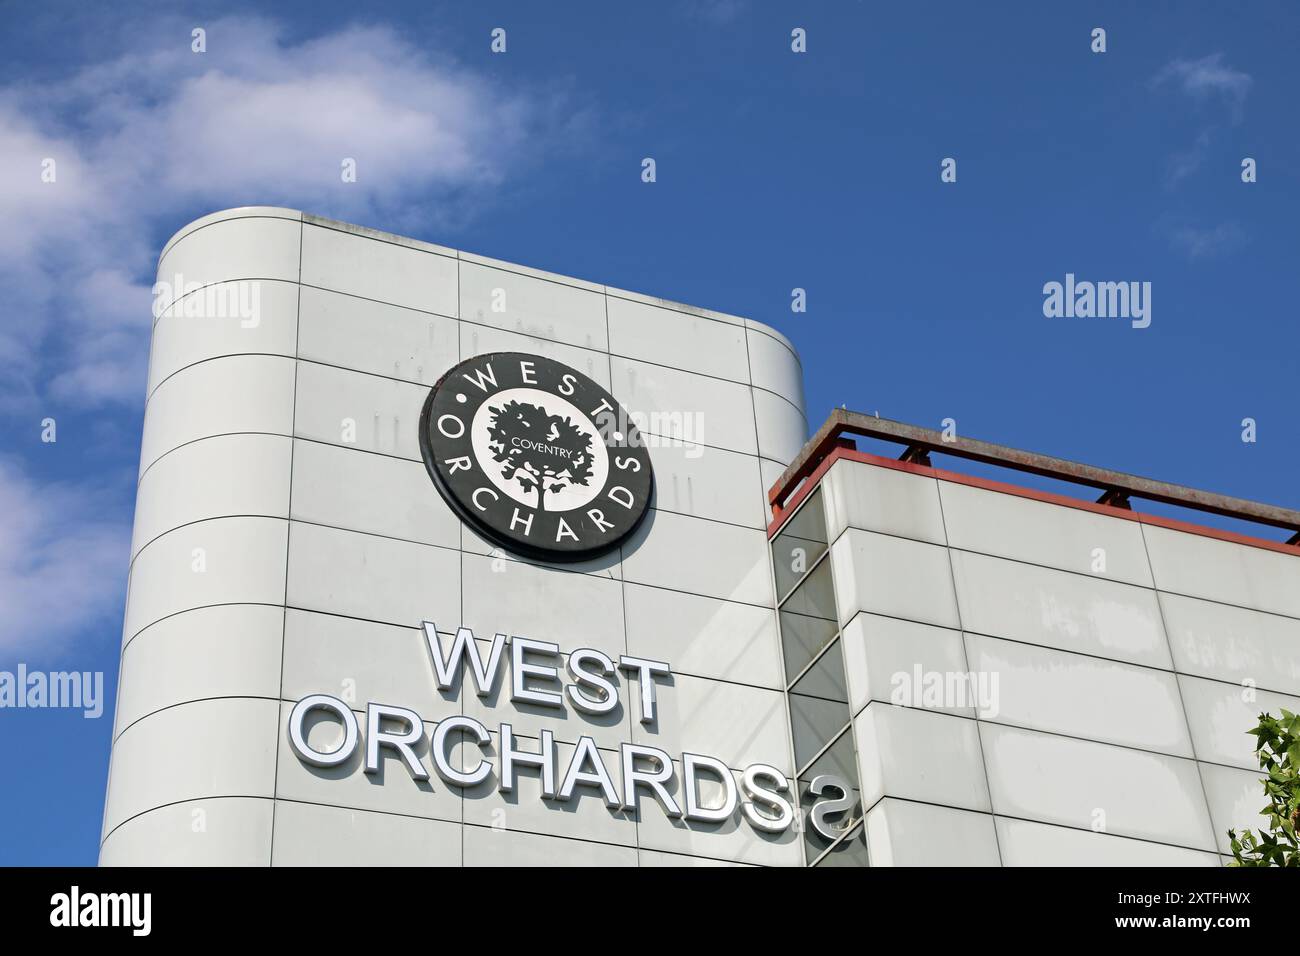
[{"x1": 770, "y1": 409, "x2": 1300, "y2": 547}]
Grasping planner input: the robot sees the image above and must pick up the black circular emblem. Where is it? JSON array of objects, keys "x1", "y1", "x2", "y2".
[{"x1": 419, "y1": 352, "x2": 654, "y2": 562}]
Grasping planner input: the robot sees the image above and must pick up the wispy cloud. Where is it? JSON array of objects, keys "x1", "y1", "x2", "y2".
[
  {"x1": 0, "y1": 458, "x2": 130, "y2": 653},
  {"x1": 1150, "y1": 53, "x2": 1252, "y2": 189},
  {"x1": 0, "y1": 14, "x2": 586, "y2": 411},
  {"x1": 1165, "y1": 129, "x2": 1214, "y2": 188},
  {"x1": 1167, "y1": 221, "x2": 1247, "y2": 260},
  {"x1": 1152, "y1": 53, "x2": 1253, "y2": 119},
  {"x1": 0, "y1": 14, "x2": 587, "y2": 655}
]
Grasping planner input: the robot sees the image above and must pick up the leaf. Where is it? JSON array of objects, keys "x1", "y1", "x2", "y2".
[{"x1": 1224, "y1": 709, "x2": 1297, "y2": 866}]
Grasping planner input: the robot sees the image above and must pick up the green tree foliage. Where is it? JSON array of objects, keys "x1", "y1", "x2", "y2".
[{"x1": 1228, "y1": 709, "x2": 1300, "y2": 867}]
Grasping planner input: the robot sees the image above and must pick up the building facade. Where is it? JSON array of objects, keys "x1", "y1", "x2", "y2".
[
  {"x1": 102, "y1": 207, "x2": 808, "y2": 867},
  {"x1": 100, "y1": 207, "x2": 1300, "y2": 866},
  {"x1": 767, "y1": 414, "x2": 1300, "y2": 866}
]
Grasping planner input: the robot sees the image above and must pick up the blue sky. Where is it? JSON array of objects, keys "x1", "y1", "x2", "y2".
[{"x1": 0, "y1": 0, "x2": 1296, "y2": 864}]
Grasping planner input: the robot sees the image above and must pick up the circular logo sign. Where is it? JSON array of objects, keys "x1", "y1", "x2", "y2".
[{"x1": 419, "y1": 352, "x2": 654, "y2": 561}]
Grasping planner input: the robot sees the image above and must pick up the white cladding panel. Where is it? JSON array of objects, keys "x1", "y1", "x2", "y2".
[{"x1": 817, "y1": 456, "x2": 1300, "y2": 867}]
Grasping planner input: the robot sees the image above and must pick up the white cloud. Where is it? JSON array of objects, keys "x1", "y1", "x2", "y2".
[
  {"x1": 1168, "y1": 221, "x2": 1247, "y2": 260},
  {"x1": 0, "y1": 15, "x2": 582, "y2": 409},
  {"x1": 1165, "y1": 128, "x2": 1213, "y2": 188},
  {"x1": 1153, "y1": 53, "x2": 1253, "y2": 117},
  {"x1": 0, "y1": 458, "x2": 130, "y2": 654},
  {"x1": 1150, "y1": 53, "x2": 1252, "y2": 190},
  {"x1": 0, "y1": 14, "x2": 585, "y2": 655}
]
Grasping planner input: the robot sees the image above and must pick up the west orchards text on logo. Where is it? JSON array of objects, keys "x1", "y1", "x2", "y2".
[{"x1": 420, "y1": 353, "x2": 653, "y2": 561}]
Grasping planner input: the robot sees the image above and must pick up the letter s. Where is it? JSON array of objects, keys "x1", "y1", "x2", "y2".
[
  {"x1": 740, "y1": 764, "x2": 794, "y2": 833},
  {"x1": 807, "y1": 774, "x2": 854, "y2": 841}
]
